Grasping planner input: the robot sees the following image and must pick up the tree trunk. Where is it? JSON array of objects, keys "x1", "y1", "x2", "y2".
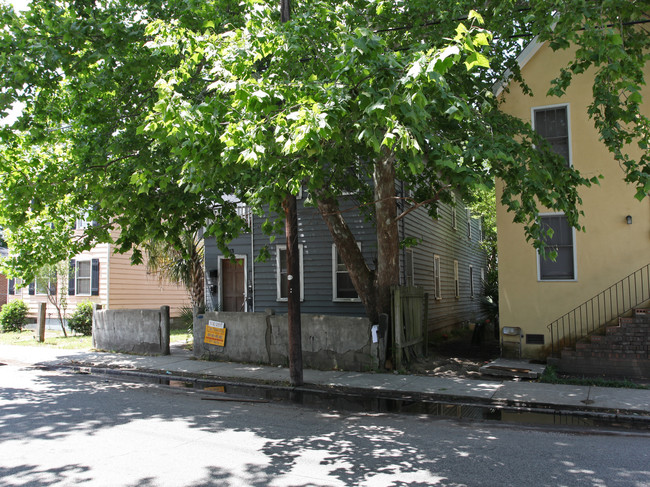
[
  {"x1": 373, "y1": 147, "x2": 399, "y2": 318},
  {"x1": 316, "y1": 147, "x2": 399, "y2": 323},
  {"x1": 317, "y1": 195, "x2": 378, "y2": 322}
]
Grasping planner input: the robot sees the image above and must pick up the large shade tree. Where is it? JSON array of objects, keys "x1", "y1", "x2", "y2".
[{"x1": 0, "y1": 0, "x2": 648, "y2": 324}]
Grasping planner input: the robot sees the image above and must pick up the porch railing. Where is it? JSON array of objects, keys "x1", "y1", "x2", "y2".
[{"x1": 548, "y1": 263, "x2": 650, "y2": 357}]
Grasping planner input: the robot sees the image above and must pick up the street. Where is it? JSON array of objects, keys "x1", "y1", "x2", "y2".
[{"x1": 1, "y1": 364, "x2": 649, "y2": 487}]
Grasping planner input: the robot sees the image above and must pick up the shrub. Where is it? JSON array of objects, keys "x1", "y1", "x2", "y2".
[
  {"x1": 0, "y1": 300, "x2": 29, "y2": 332},
  {"x1": 68, "y1": 300, "x2": 94, "y2": 335}
]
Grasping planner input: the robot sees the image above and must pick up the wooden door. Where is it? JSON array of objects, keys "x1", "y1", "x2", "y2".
[{"x1": 221, "y1": 258, "x2": 245, "y2": 311}]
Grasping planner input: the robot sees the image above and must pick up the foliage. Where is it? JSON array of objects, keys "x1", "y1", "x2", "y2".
[
  {"x1": 540, "y1": 365, "x2": 648, "y2": 390},
  {"x1": 144, "y1": 231, "x2": 205, "y2": 308},
  {"x1": 0, "y1": 299, "x2": 29, "y2": 332},
  {"x1": 67, "y1": 300, "x2": 94, "y2": 336},
  {"x1": 0, "y1": 0, "x2": 648, "y2": 321},
  {"x1": 479, "y1": 267, "x2": 499, "y2": 326}
]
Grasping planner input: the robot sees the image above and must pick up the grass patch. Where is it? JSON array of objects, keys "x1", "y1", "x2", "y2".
[
  {"x1": 0, "y1": 328, "x2": 193, "y2": 350},
  {"x1": 540, "y1": 365, "x2": 648, "y2": 389},
  {"x1": 0, "y1": 330, "x2": 93, "y2": 349}
]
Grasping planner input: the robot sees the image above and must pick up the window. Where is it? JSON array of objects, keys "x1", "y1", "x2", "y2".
[
  {"x1": 478, "y1": 217, "x2": 484, "y2": 242},
  {"x1": 276, "y1": 244, "x2": 304, "y2": 301},
  {"x1": 333, "y1": 244, "x2": 360, "y2": 301},
  {"x1": 533, "y1": 105, "x2": 571, "y2": 166},
  {"x1": 404, "y1": 249, "x2": 414, "y2": 286},
  {"x1": 466, "y1": 209, "x2": 472, "y2": 239},
  {"x1": 433, "y1": 255, "x2": 441, "y2": 300},
  {"x1": 69, "y1": 259, "x2": 100, "y2": 296},
  {"x1": 469, "y1": 265, "x2": 475, "y2": 298},
  {"x1": 453, "y1": 260, "x2": 460, "y2": 298},
  {"x1": 76, "y1": 261, "x2": 92, "y2": 295},
  {"x1": 538, "y1": 214, "x2": 576, "y2": 281},
  {"x1": 35, "y1": 276, "x2": 55, "y2": 296}
]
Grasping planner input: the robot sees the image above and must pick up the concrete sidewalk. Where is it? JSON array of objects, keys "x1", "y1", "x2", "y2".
[{"x1": 1, "y1": 343, "x2": 649, "y2": 417}]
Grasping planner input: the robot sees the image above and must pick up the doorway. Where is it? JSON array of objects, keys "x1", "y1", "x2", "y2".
[{"x1": 219, "y1": 257, "x2": 247, "y2": 311}]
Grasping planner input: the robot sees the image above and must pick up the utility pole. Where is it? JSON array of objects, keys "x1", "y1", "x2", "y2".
[{"x1": 281, "y1": 0, "x2": 303, "y2": 387}]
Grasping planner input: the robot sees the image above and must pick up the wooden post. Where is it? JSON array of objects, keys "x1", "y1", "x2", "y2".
[
  {"x1": 392, "y1": 286, "x2": 402, "y2": 370},
  {"x1": 280, "y1": 0, "x2": 302, "y2": 387},
  {"x1": 161, "y1": 305, "x2": 171, "y2": 356},
  {"x1": 283, "y1": 193, "x2": 303, "y2": 386},
  {"x1": 37, "y1": 302, "x2": 46, "y2": 343}
]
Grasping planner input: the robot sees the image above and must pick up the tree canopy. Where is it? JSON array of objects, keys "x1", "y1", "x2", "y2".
[{"x1": 0, "y1": 0, "x2": 648, "y2": 318}]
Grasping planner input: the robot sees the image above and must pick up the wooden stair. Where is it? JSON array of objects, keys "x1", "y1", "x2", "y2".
[{"x1": 553, "y1": 308, "x2": 650, "y2": 379}]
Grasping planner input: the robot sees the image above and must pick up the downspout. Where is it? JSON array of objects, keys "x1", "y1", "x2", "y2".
[
  {"x1": 105, "y1": 242, "x2": 110, "y2": 309},
  {"x1": 400, "y1": 181, "x2": 406, "y2": 285},
  {"x1": 250, "y1": 210, "x2": 255, "y2": 312}
]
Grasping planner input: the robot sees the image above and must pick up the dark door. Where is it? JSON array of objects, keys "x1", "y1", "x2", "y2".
[{"x1": 222, "y1": 259, "x2": 245, "y2": 311}]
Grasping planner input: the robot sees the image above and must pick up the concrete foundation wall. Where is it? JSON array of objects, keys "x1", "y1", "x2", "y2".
[
  {"x1": 93, "y1": 306, "x2": 170, "y2": 355},
  {"x1": 194, "y1": 311, "x2": 378, "y2": 371}
]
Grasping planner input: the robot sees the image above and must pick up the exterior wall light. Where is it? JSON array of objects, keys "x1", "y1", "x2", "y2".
[{"x1": 626, "y1": 215, "x2": 633, "y2": 224}]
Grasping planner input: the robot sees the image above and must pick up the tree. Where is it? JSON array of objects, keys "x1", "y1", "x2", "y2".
[
  {"x1": 143, "y1": 231, "x2": 205, "y2": 309},
  {"x1": 34, "y1": 262, "x2": 69, "y2": 336},
  {"x1": 0, "y1": 0, "x2": 648, "y2": 327}
]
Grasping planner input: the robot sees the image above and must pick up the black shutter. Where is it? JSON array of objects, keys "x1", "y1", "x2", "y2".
[
  {"x1": 28, "y1": 282, "x2": 35, "y2": 295},
  {"x1": 8, "y1": 278, "x2": 14, "y2": 295},
  {"x1": 91, "y1": 259, "x2": 99, "y2": 296},
  {"x1": 69, "y1": 260, "x2": 76, "y2": 295}
]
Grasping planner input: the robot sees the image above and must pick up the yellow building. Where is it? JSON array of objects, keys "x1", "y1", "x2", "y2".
[{"x1": 496, "y1": 40, "x2": 650, "y2": 360}]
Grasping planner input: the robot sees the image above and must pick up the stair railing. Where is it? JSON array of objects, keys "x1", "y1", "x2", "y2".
[{"x1": 548, "y1": 263, "x2": 650, "y2": 357}]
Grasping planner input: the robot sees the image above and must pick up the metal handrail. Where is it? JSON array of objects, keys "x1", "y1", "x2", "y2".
[{"x1": 547, "y1": 263, "x2": 650, "y2": 357}]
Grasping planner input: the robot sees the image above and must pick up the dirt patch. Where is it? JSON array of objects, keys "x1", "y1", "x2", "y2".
[{"x1": 405, "y1": 327, "x2": 501, "y2": 380}]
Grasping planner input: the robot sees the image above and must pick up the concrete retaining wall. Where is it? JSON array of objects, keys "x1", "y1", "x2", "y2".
[
  {"x1": 193, "y1": 311, "x2": 378, "y2": 371},
  {"x1": 93, "y1": 306, "x2": 170, "y2": 355}
]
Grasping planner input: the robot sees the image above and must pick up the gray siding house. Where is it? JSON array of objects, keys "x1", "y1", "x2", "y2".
[{"x1": 204, "y1": 190, "x2": 487, "y2": 333}]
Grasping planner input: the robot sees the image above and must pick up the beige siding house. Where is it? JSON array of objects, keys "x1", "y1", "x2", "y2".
[
  {"x1": 8, "y1": 241, "x2": 190, "y2": 321},
  {"x1": 496, "y1": 40, "x2": 650, "y2": 359}
]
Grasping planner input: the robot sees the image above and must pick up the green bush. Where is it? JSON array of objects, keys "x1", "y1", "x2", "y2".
[
  {"x1": 0, "y1": 300, "x2": 29, "y2": 332},
  {"x1": 68, "y1": 300, "x2": 94, "y2": 335}
]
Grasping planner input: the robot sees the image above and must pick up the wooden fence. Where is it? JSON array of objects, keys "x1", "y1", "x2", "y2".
[{"x1": 391, "y1": 286, "x2": 429, "y2": 370}]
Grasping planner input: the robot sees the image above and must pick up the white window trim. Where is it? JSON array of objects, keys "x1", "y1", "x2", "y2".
[
  {"x1": 453, "y1": 260, "x2": 460, "y2": 298},
  {"x1": 217, "y1": 254, "x2": 249, "y2": 311},
  {"x1": 451, "y1": 194, "x2": 457, "y2": 230},
  {"x1": 75, "y1": 259, "x2": 92, "y2": 296},
  {"x1": 433, "y1": 255, "x2": 441, "y2": 300},
  {"x1": 536, "y1": 212, "x2": 578, "y2": 282},
  {"x1": 276, "y1": 245, "x2": 304, "y2": 302},
  {"x1": 332, "y1": 243, "x2": 362, "y2": 302},
  {"x1": 469, "y1": 265, "x2": 475, "y2": 298},
  {"x1": 531, "y1": 103, "x2": 572, "y2": 167},
  {"x1": 478, "y1": 217, "x2": 484, "y2": 242},
  {"x1": 466, "y1": 209, "x2": 472, "y2": 240}
]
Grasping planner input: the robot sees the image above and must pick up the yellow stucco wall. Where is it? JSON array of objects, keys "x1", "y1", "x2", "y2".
[{"x1": 496, "y1": 42, "x2": 650, "y2": 358}]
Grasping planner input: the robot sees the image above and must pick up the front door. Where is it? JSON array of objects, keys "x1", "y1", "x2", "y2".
[{"x1": 221, "y1": 258, "x2": 245, "y2": 311}]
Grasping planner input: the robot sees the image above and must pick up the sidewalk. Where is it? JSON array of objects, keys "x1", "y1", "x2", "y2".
[{"x1": 1, "y1": 343, "x2": 649, "y2": 417}]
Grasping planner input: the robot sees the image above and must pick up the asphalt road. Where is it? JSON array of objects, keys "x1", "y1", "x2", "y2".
[{"x1": 1, "y1": 364, "x2": 649, "y2": 487}]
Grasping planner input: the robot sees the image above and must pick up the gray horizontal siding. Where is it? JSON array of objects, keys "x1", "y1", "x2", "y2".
[
  {"x1": 205, "y1": 190, "x2": 487, "y2": 330},
  {"x1": 401, "y1": 194, "x2": 487, "y2": 332}
]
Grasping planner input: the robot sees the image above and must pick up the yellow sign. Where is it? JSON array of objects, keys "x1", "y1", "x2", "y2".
[{"x1": 204, "y1": 324, "x2": 227, "y2": 347}]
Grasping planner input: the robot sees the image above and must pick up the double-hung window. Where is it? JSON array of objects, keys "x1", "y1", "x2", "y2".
[
  {"x1": 538, "y1": 214, "x2": 576, "y2": 281},
  {"x1": 533, "y1": 104, "x2": 571, "y2": 166},
  {"x1": 333, "y1": 244, "x2": 360, "y2": 301},
  {"x1": 276, "y1": 244, "x2": 304, "y2": 301},
  {"x1": 69, "y1": 259, "x2": 100, "y2": 296}
]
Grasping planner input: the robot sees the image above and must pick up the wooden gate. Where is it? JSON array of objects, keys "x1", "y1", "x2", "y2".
[{"x1": 391, "y1": 286, "x2": 429, "y2": 370}]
